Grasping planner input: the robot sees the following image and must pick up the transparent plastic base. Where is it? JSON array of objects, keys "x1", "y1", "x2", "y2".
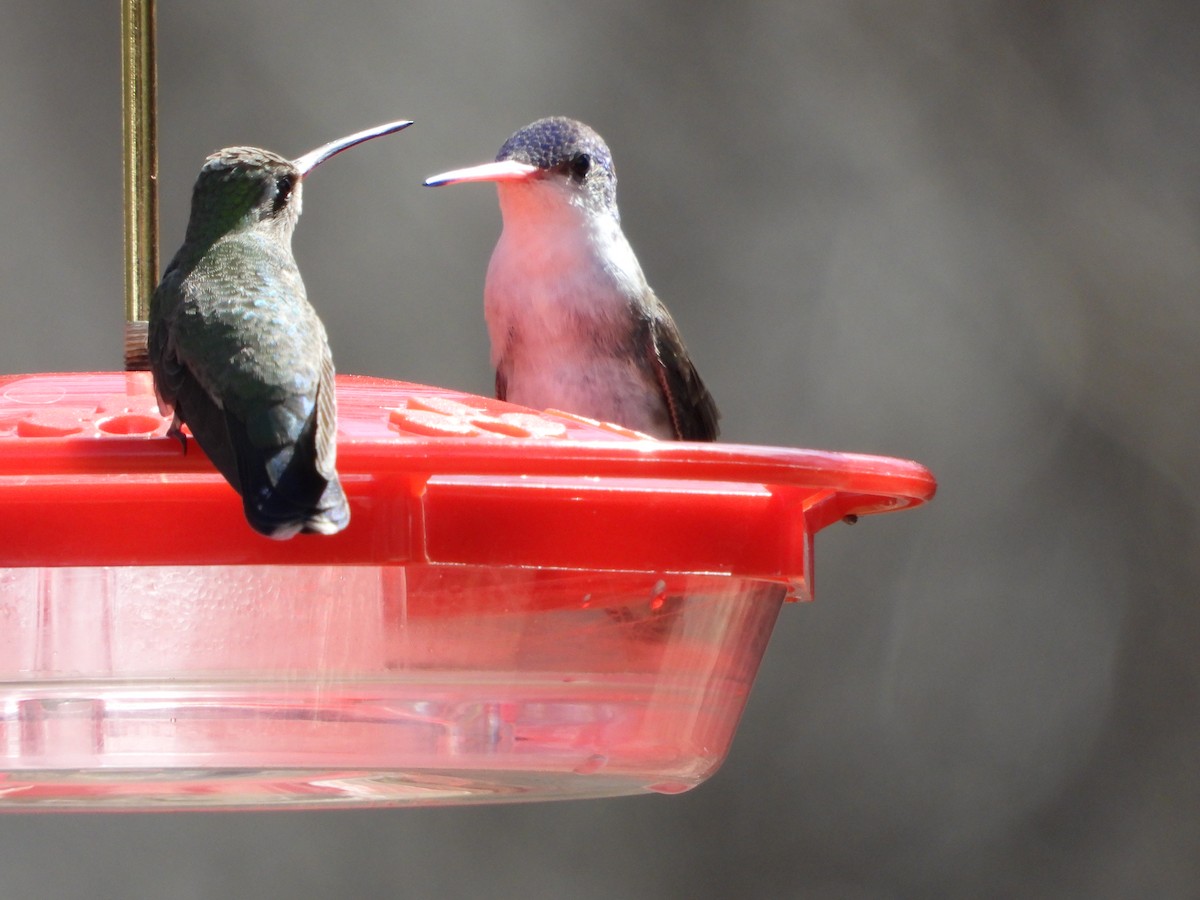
[{"x1": 0, "y1": 566, "x2": 783, "y2": 810}]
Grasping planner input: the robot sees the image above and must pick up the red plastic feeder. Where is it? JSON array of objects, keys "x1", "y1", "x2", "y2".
[{"x1": 0, "y1": 371, "x2": 934, "y2": 810}]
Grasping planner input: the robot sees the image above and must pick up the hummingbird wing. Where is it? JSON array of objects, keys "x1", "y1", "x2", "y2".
[
  {"x1": 147, "y1": 267, "x2": 187, "y2": 418},
  {"x1": 223, "y1": 357, "x2": 348, "y2": 538},
  {"x1": 641, "y1": 299, "x2": 721, "y2": 442},
  {"x1": 219, "y1": 341, "x2": 347, "y2": 538},
  {"x1": 149, "y1": 262, "x2": 242, "y2": 483}
]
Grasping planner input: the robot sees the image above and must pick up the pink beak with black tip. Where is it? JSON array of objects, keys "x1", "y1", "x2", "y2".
[{"x1": 423, "y1": 159, "x2": 540, "y2": 187}]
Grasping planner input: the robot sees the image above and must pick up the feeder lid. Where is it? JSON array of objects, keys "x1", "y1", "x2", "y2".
[{"x1": 0, "y1": 372, "x2": 934, "y2": 597}]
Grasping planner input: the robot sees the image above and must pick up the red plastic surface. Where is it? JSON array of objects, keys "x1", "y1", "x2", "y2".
[
  {"x1": 0, "y1": 371, "x2": 936, "y2": 809},
  {"x1": 0, "y1": 372, "x2": 935, "y2": 596}
]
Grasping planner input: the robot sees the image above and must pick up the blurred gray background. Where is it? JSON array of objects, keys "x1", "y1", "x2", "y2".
[{"x1": 2, "y1": 1, "x2": 1197, "y2": 897}]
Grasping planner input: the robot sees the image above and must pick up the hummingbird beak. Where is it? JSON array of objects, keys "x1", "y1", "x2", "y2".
[
  {"x1": 292, "y1": 119, "x2": 413, "y2": 177},
  {"x1": 423, "y1": 160, "x2": 540, "y2": 187}
]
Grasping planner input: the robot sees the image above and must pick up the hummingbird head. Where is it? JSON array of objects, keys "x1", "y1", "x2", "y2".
[
  {"x1": 182, "y1": 120, "x2": 413, "y2": 250},
  {"x1": 425, "y1": 117, "x2": 619, "y2": 219},
  {"x1": 185, "y1": 148, "x2": 304, "y2": 247}
]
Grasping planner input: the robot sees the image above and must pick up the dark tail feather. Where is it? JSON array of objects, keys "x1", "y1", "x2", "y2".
[
  {"x1": 230, "y1": 409, "x2": 351, "y2": 540},
  {"x1": 242, "y1": 465, "x2": 350, "y2": 540},
  {"x1": 299, "y1": 477, "x2": 351, "y2": 536}
]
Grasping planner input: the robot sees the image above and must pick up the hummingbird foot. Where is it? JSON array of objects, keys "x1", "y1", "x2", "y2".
[{"x1": 167, "y1": 417, "x2": 188, "y2": 455}]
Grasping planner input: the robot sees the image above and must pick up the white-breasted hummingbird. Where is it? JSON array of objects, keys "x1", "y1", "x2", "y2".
[{"x1": 425, "y1": 117, "x2": 719, "y2": 441}]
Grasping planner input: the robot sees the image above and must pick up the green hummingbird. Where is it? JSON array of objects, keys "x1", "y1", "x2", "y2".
[{"x1": 148, "y1": 120, "x2": 412, "y2": 539}]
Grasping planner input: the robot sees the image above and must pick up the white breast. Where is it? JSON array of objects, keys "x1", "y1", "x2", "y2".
[{"x1": 483, "y1": 180, "x2": 673, "y2": 438}]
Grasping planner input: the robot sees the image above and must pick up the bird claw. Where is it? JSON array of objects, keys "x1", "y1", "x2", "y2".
[{"x1": 167, "y1": 420, "x2": 188, "y2": 455}]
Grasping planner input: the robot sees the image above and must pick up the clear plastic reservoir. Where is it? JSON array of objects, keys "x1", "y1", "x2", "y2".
[{"x1": 0, "y1": 565, "x2": 782, "y2": 808}]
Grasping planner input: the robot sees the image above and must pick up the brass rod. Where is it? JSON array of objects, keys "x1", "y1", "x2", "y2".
[{"x1": 121, "y1": 0, "x2": 158, "y2": 371}]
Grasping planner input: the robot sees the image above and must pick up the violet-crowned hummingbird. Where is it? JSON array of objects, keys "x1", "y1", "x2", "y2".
[
  {"x1": 148, "y1": 119, "x2": 412, "y2": 539},
  {"x1": 424, "y1": 117, "x2": 719, "y2": 441}
]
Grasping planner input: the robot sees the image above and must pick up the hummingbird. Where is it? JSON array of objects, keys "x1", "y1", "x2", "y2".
[
  {"x1": 148, "y1": 119, "x2": 412, "y2": 539},
  {"x1": 424, "y1": 117, "x2": 719, "y2": 441}
]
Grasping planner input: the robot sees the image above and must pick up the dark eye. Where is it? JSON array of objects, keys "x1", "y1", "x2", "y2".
[
  {"x1": 569, "y1": 152, "x2": 591, "y2": 181},
  {"x1": 271, "y1": 174, "x2": 296, "y2": 214}
]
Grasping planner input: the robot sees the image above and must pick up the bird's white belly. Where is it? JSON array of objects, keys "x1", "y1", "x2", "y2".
[
  {"x1": 504, "y1": 351, "x2": 672, "y2": 438},
  {"x1": 484, "y1": 222, "x2": 672, "y2": 438}
]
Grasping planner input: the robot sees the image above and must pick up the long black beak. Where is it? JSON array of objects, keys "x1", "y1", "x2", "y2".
[{"x1": 293, "y1": 119, "x2": 413, "y2": 177}]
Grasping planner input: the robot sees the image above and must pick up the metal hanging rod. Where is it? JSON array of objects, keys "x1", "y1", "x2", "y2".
[{"x1": 121, "y1": 0, "x2": 158, "y2": 371}]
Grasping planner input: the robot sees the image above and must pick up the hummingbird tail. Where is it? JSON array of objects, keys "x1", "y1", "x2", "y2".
[
  {"x1": 299, "y1": 478, "x2": 351, "y2": 536},
  {"x1": 244, "y1": 473, "x2": 350, "y2": 540},
  {"x1": 225, "y1": 404, "x2": 351, "y2": 540}
]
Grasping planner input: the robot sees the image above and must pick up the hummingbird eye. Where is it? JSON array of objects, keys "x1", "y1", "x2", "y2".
[
  {"x1": 270, "y1": 174, "x2": 297, "y2": 214},
  {"x1": 569, "y1": 152, "x2": 591, "y2": 181}
]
